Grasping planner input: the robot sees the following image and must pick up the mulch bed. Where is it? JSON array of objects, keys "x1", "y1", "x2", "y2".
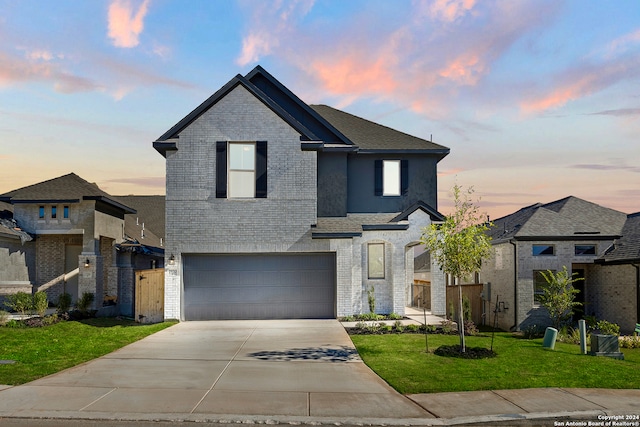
[{"x1": 434, "y1": 344, "x2": 497, "y2": 359}]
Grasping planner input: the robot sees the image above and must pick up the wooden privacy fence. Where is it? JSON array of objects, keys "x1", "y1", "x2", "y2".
[
  {"x1": 135, "y1": 268, "x2": 164, "y2": 324},
  {"x1": 446, "y1": 284, "x2": 483, "y2": 325}
]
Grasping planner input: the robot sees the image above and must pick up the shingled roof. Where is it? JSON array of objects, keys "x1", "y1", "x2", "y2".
[
  {"x1": 114, "y1": 195, "x2": 165, "y2": 249},
  {"x1": 310, "y1": 104, "x2": 449, "y2": 155},
  {"x1": 488, "y1": 196, "x2": 627, "y2": 243},
  {"x1": 596, "y1": 213, "x2": 640, "y2": 264},
  {"x1": 0, "y1": 173, "x2": 135, "y2": 214}
]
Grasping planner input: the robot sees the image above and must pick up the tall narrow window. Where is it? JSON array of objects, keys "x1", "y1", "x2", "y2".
[
  {"x1": 51, "y1": 206, "x2": 57, "y2": 219},
  {"x1": 228, "y1": 142, "x2": 255, "y2": 198},
  {"x1": 383, "y1": 160, "x2": 401, "y2": 196},
  {"x1": 63, "y1": 206, "x2": 69, "y2": 219},
  {"x1": 39, "y1": 206, "x2": 45, "y2": 219},
  {"x1": 533, "y1": 270, "x2": 555, "y2": 305},
  {"x1": 368, "y1": 243, "x2": 385, "y2": 279}
]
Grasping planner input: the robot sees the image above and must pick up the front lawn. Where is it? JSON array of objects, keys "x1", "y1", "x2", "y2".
[
  {"x1": 0, "y1": 318, "x2": 176, "y2": 385},
  {"x1": 350, "y1": 332, "x2": 640, "y2": 394}
]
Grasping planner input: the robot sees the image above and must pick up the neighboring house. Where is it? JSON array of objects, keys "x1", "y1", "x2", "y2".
[
  {"x1": 480, "y1": 196, "x2": 637, "y2": 333},
  {"x1": 0, "y1": 174, "x2": 164, "y2": 316},
  {"x1": 154, "y1": 65, "x2": 449, "y2": 321},
  {"x1": 594, "y1": 212, "x2": 640, "y2": 333},
  {"x1": 0, "y1": 201, "x2": 34, "y2": 306}
]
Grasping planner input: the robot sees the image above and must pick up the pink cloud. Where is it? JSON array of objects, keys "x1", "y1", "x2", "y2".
[
  {"x1": 427, "y1": 0, "x2": 477, "y2": 22},
  {"x1": 236, "y1": 0, "x2": 315, "y2": 66},
  {"x1": 520, "y1": 56, "x2": 640, "y2": 113},
  {"x1": 107, "y1": 0, "x2": 150, "y2": 48}
]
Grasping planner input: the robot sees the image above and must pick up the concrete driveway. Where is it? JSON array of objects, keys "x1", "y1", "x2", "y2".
[{"x1": 0, "y1": 320, "x2": 430, "y2": 421}]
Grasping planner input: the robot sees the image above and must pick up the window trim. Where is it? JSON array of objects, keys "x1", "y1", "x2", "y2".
[
  {"x1": 367, "y1": 242, "x2": 385, "y2": 279},
  {"x1": 63, "y1": 205, "x2": 69, "y2": 219},
  {"x1": 51, "y1": 205, "x2": 57, "y2": 219},
  {"x1": 38, "y1": 206, "x2": 45, "y2": 219}
]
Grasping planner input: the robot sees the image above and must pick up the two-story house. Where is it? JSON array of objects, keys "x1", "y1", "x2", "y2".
[{"x1": 154, "y1": 66, "x2": 450, "y2": 321}]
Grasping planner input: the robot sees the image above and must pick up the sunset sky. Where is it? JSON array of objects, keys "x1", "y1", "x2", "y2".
[{"x1": 1, "y1": 0, "x2": 638, "y2": 219}]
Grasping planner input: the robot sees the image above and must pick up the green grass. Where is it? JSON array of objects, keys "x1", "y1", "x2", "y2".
[
  {"x1": 0, "y1": 318, "x2": 176, "y2": 385},
  {"x1": 351, "y1": 332, "x2": 640, "y2": 394}
]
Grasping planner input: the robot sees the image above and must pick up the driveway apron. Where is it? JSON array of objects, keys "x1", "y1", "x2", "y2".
[{"x1": 0, "y1": 320, "x2": 430, "y2": 419}]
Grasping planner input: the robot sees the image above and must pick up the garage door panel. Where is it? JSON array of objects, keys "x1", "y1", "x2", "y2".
[{"x1": 183, "y1": 253, "x2": 336, "y2": 320}]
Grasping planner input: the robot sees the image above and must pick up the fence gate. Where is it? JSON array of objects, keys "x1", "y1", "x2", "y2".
[
  {"x1": 446, "y1": 284, "x2": 484, "y2": 325},
  {"x1": 135, "y1": 268, "x2": 164, "y2": 323}
]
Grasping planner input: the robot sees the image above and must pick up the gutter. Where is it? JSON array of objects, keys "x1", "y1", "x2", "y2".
[{"x1": 509, "y1": 239, "x2": 518, "y2": 331}]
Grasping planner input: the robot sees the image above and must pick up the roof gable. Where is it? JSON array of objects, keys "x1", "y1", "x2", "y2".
[
  {"x1": 154, "y1": 70, "x2": 323, "y2": 154},
  {"x1": 597, "y1": 212, "x2": 640, "y2": 264}
]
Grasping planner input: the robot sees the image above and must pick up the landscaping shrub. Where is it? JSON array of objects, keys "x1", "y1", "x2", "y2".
[
  {"x1": 557, "y1": 326, "x2": 583, "y2": 344},
  {"x1": 596, "y1": 320, "x2": 620, "y2": 336},
  {"x1": 0, "y1": 310, "x2": 9, "y2": 326},
  {"x1": 57, "y1": 293, "x2": 72, "y2": 314},
  {"x1": 464, "y1": 320, "x2": 479, "y2": 336},
  {"x1": 440, "y1": 319, "x2": 456, "y2": 334},
  {"x1": 4, "y1": 292, "x2": 33, "y2": 318},
  {"x1": 340, "y1": 315, "x2": 355, "y2": 322},
  {"x1": 393, "y1": 320, "x2": 404, "y2": 332},
  {"x1": 405, "y1": 324, "x2": 420, "y2": 332},
  {"x1": 388, "y1": 312, "x2": 403, "y2": 320},
  {"x1": 33, "y1": 291, "x2": 48, "y2": 318},
  {"x1": 76, "y1": 292, "x2": 95, "y2": 313},
  {"x1": 619, "y1": 335, "x2": 640, "y2": 349},
  {"x1": 522, "y1": 324, "x2": 545, "y2": 339}
]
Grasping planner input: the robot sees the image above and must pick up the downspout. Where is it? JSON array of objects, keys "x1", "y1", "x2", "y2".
[{"x1": 509, "y1": 239, "x2": 518, "y2": 331}]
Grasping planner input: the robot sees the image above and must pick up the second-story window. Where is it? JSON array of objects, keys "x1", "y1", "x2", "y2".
[
  {"x1": 51, "y1": 206, "x2": 57, "y2": 219},
  {"x1": 374, "y1": 159, "x2": 408, "y2": 197},
  {"x1": 63, "y1": 206, "x2": 69, "y2": 219},
  {"x1": 216, "y1": 141, "x2": 267, "y2": 199},
  {"x1": 228, "y1": 142, "x2": 256, "y2": 198},
  {"x1": 39, "y1": 206, "x2": 45, "y2": 219},
  {"x1": 533, "y1": 244, "x2": 554, "y2": 256},
  {"x1": 383, "y1": 160, "x2": 401, "y2": 196}
]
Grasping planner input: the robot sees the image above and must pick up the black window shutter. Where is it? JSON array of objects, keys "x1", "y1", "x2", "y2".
[
  {"x1": 256, "y1": 141, "x2": 268, "y2": 198},
  {"x1": 216, "y1": 141, "x2": 227, "y2": 198},
  {"x1": 401, "y1": 160, "x2": 409, "y2": 196},
  {"x1": 374, "y1": 160, "x2": 383, "y2": 196}
]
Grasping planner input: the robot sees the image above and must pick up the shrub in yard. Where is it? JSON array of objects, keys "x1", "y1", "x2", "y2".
[
  {"x1": 393, "y1": 320, "x2": 404, "y2": 332},
  {"x1": 464, "y1": 320, "x2": 479, "y2": 336},
  {"x1": 405, "y1": 324, "x2": 420, "y2": 332},
  {"x1": 595, "y1": 320, "x2": 620, "y2": 336},
  {"x1": 57, "y1": 293, "x2": 72, "y2": 314},
  {"x1": 440, "y1": 319, "x2": 456, "y2": 334},
  {"x1": 619, "y1": 335, "x2": 640, "y2": 349},
  {"x1": 0, "y1": 309, "x2": 9, "y2": 326},
  {"x1": 33, "y1": 291, "x2": 48, "y2": 318},
  {"x1": 76, "y1": 292, "x2": 95, "y2": 313},
  {"x1": 522, "y1": 324, "x2": 545, "y2": 339},
  {"x1": 340, "y1": 315, "x2": 355, "y2": 322},
  {"x1": 4, "y1": 292, "x2": 33, "y2": 318},
  {"x1": 388, "y1": 313, "x2": 403, "y2": 320},
  {"x1": 557, "y1": 326, "x2": 583, "y2": 344}
]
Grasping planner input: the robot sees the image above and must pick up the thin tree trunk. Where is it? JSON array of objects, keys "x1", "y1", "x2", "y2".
[{"x1": 458, "y1": 283, "x2": 466, "y2": 352}]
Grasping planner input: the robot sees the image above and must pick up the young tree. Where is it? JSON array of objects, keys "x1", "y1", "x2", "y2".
[
  {"x1": 538, "y1": 266, "x2": 582, "y2": 329},
  {"x1": 421, "y1": 184, "x2": 492, "y2": 352}
]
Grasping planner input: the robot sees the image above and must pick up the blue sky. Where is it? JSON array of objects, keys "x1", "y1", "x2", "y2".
[{"x1": 1, "y1": 0, "x2": 639, "y2": 219}]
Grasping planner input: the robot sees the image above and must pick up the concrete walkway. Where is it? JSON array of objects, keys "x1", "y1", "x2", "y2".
[{"x1": 0, "y1": 319, "x2": 638, "y2": 426}]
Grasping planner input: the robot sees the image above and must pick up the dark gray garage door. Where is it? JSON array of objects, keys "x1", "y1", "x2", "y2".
[{"x1": 183, "y1": 253, "x2": 336, "y2": 320}]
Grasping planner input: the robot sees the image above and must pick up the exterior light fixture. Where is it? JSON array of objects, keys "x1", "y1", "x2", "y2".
[
  {"x1": 84, "y1": 259, "x2": 91, "y2": 268},
  {"x1": 169, "y1": 254, "x2": 175, "y2": 265}
]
